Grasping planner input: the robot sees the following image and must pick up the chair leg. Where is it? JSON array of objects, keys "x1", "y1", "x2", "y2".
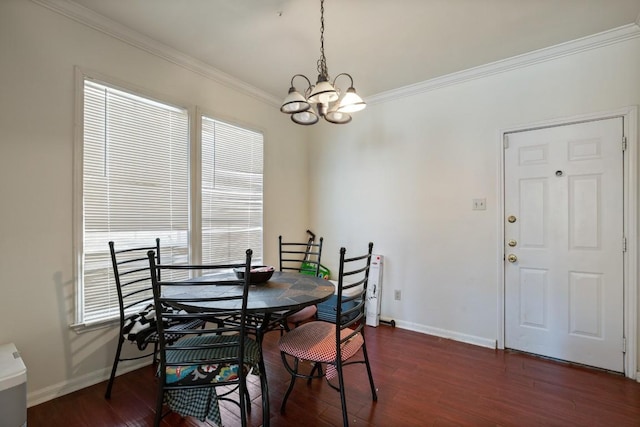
[
  {"x1": 336, "y1": 360, "x2": 350, "y2": 427},
  {"x1": 307, "y1": 362, "x2": 322, "y2": 385},
  {"x1": 153, "y1": 383, "x2": 164, "y2": 427},
  {"x1": 258, "y1": 353, "x2": 270, "y2": 427},
  {"x1": 279, "y1": 355, "x2": 299, "y2": 414},
  {"x1": 362, "y1": 343, "x2": 378, "y2": 401},
  {"x1": 104, "y1": 335, "x2": 125, "y2": 399},
  {"x1": 239, "y1": 376, "x2": 248, "y2": 427},
  {"x1": 244, "y1": 387, "x2": 251, "y2": 413}
]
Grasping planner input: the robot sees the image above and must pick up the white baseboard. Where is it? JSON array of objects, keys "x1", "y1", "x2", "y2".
[
  {"x1": 27, "y1": 359, "x2": 150, "y2": 408},
  {"x1": 379, "y1": 317, "x2": 497, "y2": 349}
]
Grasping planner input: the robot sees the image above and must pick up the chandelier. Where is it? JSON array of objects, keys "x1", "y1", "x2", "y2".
[{"x1": 280, "y1": 0, "x2": 366, "y2": 125}]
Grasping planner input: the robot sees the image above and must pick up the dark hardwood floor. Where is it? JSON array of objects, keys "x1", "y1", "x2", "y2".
[{"x1": 28, "y1": 325, "x2": 640, "y2": 426}]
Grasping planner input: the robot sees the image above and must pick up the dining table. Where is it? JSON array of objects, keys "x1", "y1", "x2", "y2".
[
  {"x1": 163, "y1": 270, "x2": 335, "y2": 426},
  {"x1": 167, "y1": 270, "x2": 335, "y2": 326}
]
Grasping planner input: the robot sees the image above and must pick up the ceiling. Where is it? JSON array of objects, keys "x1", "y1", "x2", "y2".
[{"x1": 59, "y1": 0, "x2": 640, "y2": 99}]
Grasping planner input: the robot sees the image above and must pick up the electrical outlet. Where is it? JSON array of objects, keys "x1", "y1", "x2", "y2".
[
  {"x1": 394, "y1": 290, "x2": 401, "y2": 300},
  {"x1": 472, "y1": 198, "x2": 486, "y2": 210}
]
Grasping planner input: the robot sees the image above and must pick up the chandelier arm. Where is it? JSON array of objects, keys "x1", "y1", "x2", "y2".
[
  {"x1": 290, "y1": 74, "x2": 312, "y2": 90},
  {"x1": 332, "y1": 73, "x2": 355, "y2": 89}
]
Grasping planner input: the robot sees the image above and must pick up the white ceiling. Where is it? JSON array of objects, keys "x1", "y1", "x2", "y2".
[{"x1": 56, "y1": 0, "x2": 640, "y2": 99}]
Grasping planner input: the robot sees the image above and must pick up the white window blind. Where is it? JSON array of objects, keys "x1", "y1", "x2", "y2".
[
  {"x1": 81, "y1": 80, "x2": 189, "y2": 324},
  {"x1": 201, "y1": 116, "x2": 263, "y2": 265}
]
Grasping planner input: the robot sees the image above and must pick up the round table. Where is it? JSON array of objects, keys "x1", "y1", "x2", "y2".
[{"x1": 167, "y1": 270, "x2": 335, "y2": 314}]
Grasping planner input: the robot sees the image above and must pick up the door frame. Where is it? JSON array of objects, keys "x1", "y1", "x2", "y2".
[{"x1": 496, "y1": 106, "x2": 638, "y2": 379}]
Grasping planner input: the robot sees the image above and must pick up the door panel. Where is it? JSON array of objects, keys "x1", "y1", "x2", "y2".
[
  {"x1": 569, "y1": 271, "x2": 602, "y2": 337},
  {"x1": 504, "y1": 118, "x2": 624, "y2": 372},
  {"x1": 519, "y1": 267, "x2": 547, "y2": 329}
]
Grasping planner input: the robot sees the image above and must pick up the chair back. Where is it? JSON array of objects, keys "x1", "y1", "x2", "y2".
[
  {"x1": 335, "y1": 242, "x2": 374, "y2": 346},
  {"x1": 279, "y1": 234, "x2": 324, "y2": 276},
  {"x1": 147, "y1": 249, "x2": 253, "y2": 390},
  {"x1": 109, "y1": 239, "x2": 161, "y2": 326}
]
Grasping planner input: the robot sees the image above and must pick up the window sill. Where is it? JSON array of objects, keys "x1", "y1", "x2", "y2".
[{"x1": 70, "y1": 317, "x2": 119, "y2": 334}]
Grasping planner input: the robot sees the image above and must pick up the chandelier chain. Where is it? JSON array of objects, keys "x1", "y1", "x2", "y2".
[{"x1": 317, "y1": 0, "x2": 328, "y2": 79}]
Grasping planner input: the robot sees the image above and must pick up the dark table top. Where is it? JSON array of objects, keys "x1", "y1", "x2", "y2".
[{"x1": 165, "y1": 270, "x2": 335, "y2": 314}]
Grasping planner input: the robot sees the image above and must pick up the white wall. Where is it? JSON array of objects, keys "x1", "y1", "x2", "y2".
[
  {"x1": 0, "y1": 0, "x2": 309, "y2": 403},
  {"x1": 309, "y1": 35, "x2": 640, "y2": 353}
]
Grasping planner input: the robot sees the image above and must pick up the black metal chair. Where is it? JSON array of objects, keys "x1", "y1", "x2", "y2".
[
  {"x1": 278, "y1": 242, "x2": 377, "y2": 427},
  {"x1": 104, "y1": 239, "x2": 205, "y2": 399},
  {"x1": 278, "y1": 233, "x2": 324, "y2": 327},
  {"x1": 148, "y1": 248, "x2": 269, "y2": 427}
]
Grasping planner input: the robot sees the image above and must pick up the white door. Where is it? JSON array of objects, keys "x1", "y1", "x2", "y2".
[{"x1": 504, "y1": 118, "x2": 624, "y2": 372}]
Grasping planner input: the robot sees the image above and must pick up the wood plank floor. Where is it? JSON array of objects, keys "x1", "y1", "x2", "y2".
[{"x1": 28, "y1": 325, "x2": 640, "y2": 426}]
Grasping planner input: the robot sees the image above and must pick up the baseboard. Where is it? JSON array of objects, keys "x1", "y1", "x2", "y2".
[
  {"x1": 379, "y1": 317, "x2": 497, "y2": 349},
  {"x1": 27, "y1": 359, "x2": 150, "y2": 408}
]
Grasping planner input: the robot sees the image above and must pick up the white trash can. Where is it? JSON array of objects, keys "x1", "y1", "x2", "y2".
[{"x1": 0, "y1": 343, "x2": 27, "y2": 427}]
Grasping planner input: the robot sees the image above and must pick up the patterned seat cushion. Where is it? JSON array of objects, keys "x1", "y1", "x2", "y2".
[
  {"x1": 123, "y1": 304, "x2": 203, "y2": 351},
  {"x1": 160, "y1": 335, "x2": 261, "y2": 426},
  {"x1": 278, "y1": 321, "x2": 363, "y2": 380},
  {"x1": 164, "y1": 388, "x2": 221, "y2": 425},
  {"x1": 164, "y1": 335, "x2": 260, "y2": 386}
]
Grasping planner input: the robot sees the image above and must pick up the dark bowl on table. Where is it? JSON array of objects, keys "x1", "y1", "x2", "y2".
[{"x1": 234, "y1": 266, "x2": 275, "y2": 285}]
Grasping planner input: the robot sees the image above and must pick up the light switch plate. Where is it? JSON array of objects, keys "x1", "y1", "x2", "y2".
[{"x1": 472, "y1": 198, "x2": 486, "y2": 210}]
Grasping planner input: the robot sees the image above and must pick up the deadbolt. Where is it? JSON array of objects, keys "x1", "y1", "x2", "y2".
[
  {"x1": 508, "y1": 239, "x2": 517, "y2": 247},
  {"x1": 507, "y1": 215, "x2": 517, "y2": 223},
  {"x1": 507, "y1": 254, "x2": 518, "y2": 263}
]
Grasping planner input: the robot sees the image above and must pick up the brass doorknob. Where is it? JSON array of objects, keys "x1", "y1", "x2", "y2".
[
  {"x1": 507, "y1": 254, "x2": 518, "y2": 263},
  {"x1": 507, "y1": 215, "x2": 517, "y2": 223},
  {"x1": 508, "y1": 239, "x2": 517, "y2": 247}
]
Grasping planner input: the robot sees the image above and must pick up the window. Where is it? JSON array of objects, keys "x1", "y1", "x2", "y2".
[
  {"x1": 201, "y1": 115, "x2": 263, "y2": 265},
  {"x1": 76, "y1": 77, "x2": 263, "y2": 326}
]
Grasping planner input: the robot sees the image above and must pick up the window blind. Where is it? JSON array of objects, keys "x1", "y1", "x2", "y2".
[
  {"x1": 81, "y1": 80, "x2": 189, "y2": 324},
  {"x1": 201, "y1": 116, "x2": 263, "y2": 265}
]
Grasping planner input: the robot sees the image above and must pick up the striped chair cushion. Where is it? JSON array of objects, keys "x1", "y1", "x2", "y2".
[{"x1": 278, "y1": 321, "x2": 364, "y2": 380}]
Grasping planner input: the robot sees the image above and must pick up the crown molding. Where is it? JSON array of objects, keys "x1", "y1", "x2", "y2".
[
  {"x1": 367, "y1": 23, "x2": 640, "y2": 105},
  {"x1": 31, "y1": 0, "x2": 282, "y2": 107},
  {"x1": 31, "y1": 0, "x2": 640, "y2": 108}
]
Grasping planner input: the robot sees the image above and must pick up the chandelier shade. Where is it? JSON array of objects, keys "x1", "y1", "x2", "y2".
[
  {"x1": 308, "y1": 79, "x2": 339, "y2": 104},
  {"x1": 337, "y1": 87, "x2": 366, "y2": 113},
  {"x1": 325, "y1": 108, "x2": 352, "y2": 124},
  {"x1": 280, "y1": 0, "x2": 365, "y2": 125},
  {"x1": 280, "y1": 88, "x2": 310, "y2": 114},
  {"x1": 292, "y1": 110, "x2": 319, "y2": 125}
]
